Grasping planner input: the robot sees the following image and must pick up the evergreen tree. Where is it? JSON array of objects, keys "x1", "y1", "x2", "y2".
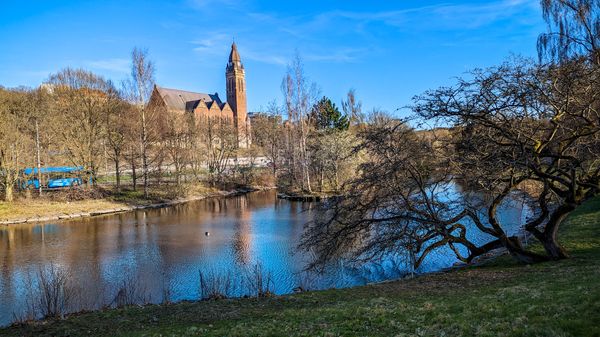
[{"x1": 310, "y1": 96, "x2": 349, "y2": 131}]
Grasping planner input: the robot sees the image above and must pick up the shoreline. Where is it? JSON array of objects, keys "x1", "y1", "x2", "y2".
[
  {"x1": 0, "y1": 186, "x2": 272, "y2": 226},
  {"x1": 1, "y1": 197, "x2": 597, "y2": 334},
  {"x1": 276, "y1": 192, "x2": 339, "y2": 202}
]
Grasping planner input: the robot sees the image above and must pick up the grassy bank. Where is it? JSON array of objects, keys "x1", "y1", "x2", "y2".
[
  {"x1": 0, "y1": 184, "x2": 224, "y2": 223},
  {"x1": 2, "y1": 198, "x2": 600, "y2": 337},
  {"x1": 0, "y1": 198, "x2": 131, "y2": 222}
]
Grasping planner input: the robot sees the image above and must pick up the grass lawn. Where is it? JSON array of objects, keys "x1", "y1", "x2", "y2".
[
  {"x1": 0, "y1": 198, "x2": 130, "y2": 221},
  {"x1": 2, "y1": 198, "x2": 599, "y2": 337},
  {"x1": 0, "y1": 184, "x2": 219, "y2": 222}
]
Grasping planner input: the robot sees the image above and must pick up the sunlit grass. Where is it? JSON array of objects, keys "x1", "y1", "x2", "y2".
[
  {"x1": 0, "y1": 198, "x2": 129, "y2": 221},
  {"x1": 0, "y1": 183, "x2": 222, "y2": 222}
]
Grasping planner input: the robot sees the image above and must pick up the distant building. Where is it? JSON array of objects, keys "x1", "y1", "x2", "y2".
[{"x1": 148, "y1": 43, "x2": 251, "y2": 147}]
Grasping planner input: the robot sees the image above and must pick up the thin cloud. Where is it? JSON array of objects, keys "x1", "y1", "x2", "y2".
[
  {"x1": 187, "y1": 0, "x2": 244, "y2": 9},
  {"x1": 191, "y1": 33, "x2": 231, "y2": 55},
  {"x1": 325, "y1": 0, "x2": 540, "y2": 31},
  {"x1": 86, "y1": 58, "x2": 130, "y2": 74},
  {"x1": 191, "y1": 34, "x2": 287, "y2": 66},
  {"x1": 184, "y1": 0, "x2": 540, "y2": 67},
  {"x1": 305, "y1": 48, "x2": 368, "y2": 63},
  {"x1": 243, "y1": 49, "x2": 287, "y2": 66}
]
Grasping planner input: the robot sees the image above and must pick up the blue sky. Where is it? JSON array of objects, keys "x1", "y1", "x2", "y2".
[{"x1": 0, "y1": 0, "x2": 545, "y2": 116}]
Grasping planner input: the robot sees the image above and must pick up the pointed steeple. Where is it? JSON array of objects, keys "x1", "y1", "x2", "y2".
[
  {"x1": 229, "y1": 42, "x2": 241, "y2": 63},
  {"x1": 225, "y1": 41, "x2": 248, "y2": 148}
]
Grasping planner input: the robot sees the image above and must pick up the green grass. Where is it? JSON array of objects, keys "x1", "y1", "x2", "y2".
[
  {"x1": 95, "y1": 175, "x2": 134, "y2": 184},
  {"x1": 3, "y1": 199, "x2": 600, "y2": 337}
]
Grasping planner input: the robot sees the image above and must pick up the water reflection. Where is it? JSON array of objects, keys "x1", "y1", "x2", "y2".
[{"x1": 0, "y1": 189, "x2": 527, "y2": 326}]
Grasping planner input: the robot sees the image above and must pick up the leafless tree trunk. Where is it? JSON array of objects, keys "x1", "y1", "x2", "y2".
[
  {"x1": 0, "y1": 88, "x2": 33, "y2": 202},
  {"x1": 124, "y1": 47, "x2": 156, "y2": 198},
  {"x1": 200, "y1": 116, "x2": 237, "y2": 187},
  {"x1": 282, "y1": 54, "x2": 318, "y2": 193},
  {"x1": 250, "y1": 101, "x2": 284, "y2": 179},
  {"x1": 128, "y1": 145, "x2": 138, "y2": 191},
  {"x1": 25, "y1": 88, "x2": 49, "y2": 196},
  {"x1": 342, "y1": 89, "x2": 363, "y2": 126},
  {"x1": 163, "y1": 112, "x2": 191, "y2": 186},
  {"x1": 105, "y1": 99, "x2": 130, "y2": 192},
  {"x1": 34, "y1": 119, "x2": 42, "y2": 195}
]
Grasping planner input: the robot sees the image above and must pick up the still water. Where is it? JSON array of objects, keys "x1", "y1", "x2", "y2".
[{"x1": 0, "y1": 189, "x2": 527, "y2": 325}]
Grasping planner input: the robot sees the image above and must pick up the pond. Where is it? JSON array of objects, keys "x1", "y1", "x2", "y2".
[{"x1": 0, "y1": 189, "x2": 528, "y2": 326}]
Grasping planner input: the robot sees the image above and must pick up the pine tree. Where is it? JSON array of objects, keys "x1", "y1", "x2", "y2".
[{"x1": 310, "y1": 96, "x2": 349, "y2": 131}]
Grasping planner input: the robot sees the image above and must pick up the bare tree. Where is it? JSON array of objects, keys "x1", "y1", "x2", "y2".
[
  {"x1": 342, "y1": 89, "x2": 363, "y2": 126},
  {"x1": 301, "y1": 121, "x2": 440, "y2": 269},
  {"x1": 251, "y1": 101, "x2": 284, "y2": 177},
  {"x1": 123, "y1": 47, "x2": 156, "y2": 198},
  {"x1": 163, "y1": 110, "x2": 192, "y2": 187},
  {"x1": 309, "y1": 130, "x2": 357, "y2": 193},
  {"x1": 281, "y1": 54, "x2": 318, "y2": 193},
  {"x1": 105, "y1": 100, "x2": 133, "y2": 192},
  {"x1": 417, "y1": 59, "x2": 600, "y2": 261},
  {"x1": 0, "y1": 88, "x2": 31, "y2": 201},
  {"x1": 187, "y1": 117, "x2": 204, "y2": 183},
  {"x1": 47, "y1": 68, "x2": 119, "y2": 186},
  {"x1": 34, "y1": 264, "x2": 78, "y2": 319},
  {"x1": 24, "y1": 88, "x2": 49, "y2": 196},
  {"x1": 302, "y1": 58, "x2": 600, "y2": 269},
  {"x1": 124, "y1": 143, "x2": 140, "y2": 191},
  {"x1": 235, "y1": 145, "x2": 262, "y2": 185},
  {"x1": 198, "y1": 116, "x2": 237, "y2": 186},
  {"x1": 538, "y1": 0, "x2": 600, "y2": 65},
  {"x1": 0, "y1": 87, "x2": 48, "y2": 199},
  {"x1": 365, "y1": 108, "x2": 395, "y2": 127}
]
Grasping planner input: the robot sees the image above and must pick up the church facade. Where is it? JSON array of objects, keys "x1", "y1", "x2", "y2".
[{"x1": 149, "y1": 43, "x2": 250, "y2": 147}]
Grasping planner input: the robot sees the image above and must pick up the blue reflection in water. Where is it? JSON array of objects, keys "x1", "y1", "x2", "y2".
[{"x1": 0, "y1": 188, "x2": 528, "y2": 325}]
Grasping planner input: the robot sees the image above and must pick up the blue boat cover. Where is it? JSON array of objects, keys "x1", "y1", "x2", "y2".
[{"x1": 23, "y1": 166, "x2": 84, "y2": 175}]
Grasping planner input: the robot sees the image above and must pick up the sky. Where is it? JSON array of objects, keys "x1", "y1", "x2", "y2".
[{"x1": 0, "y1": 0, "x2": 546, "y2": 116}]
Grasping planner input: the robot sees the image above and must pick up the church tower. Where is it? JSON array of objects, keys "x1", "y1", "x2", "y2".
[{"x1": 226, "y1": 42, "x2": 249, "y2": 147}]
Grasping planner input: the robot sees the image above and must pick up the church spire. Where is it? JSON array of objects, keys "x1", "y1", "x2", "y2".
[
  {"x1": 228, "y1": 42, "x2": 242, "y2": 65},
  {"x1": 226, "y1": 41, "x2": 248, "y2": 147}
]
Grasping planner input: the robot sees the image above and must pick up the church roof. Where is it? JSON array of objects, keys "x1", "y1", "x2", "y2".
[{"x1": 155, "y1": 86, "x2": 221, "y2": 112}]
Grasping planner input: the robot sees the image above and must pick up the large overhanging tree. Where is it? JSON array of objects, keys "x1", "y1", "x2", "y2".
[{"x1": 301, "y1": 58, "x2": 600, "y2": 269}]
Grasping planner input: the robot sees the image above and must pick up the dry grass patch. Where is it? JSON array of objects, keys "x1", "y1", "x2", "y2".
[{"x1": 0, "y1": 198, "x2": 128, "y2": 221}]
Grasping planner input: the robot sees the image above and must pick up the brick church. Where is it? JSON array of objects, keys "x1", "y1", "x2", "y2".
[{"x1": 149, "y1": 42, "x2": 250, "y2": 147}]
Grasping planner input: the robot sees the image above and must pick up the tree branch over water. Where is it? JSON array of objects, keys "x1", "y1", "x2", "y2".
[{"x1": 301, "y1": 57, "x2": 600, "y2": 270}]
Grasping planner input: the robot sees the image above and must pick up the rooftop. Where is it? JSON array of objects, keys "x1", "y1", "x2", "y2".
[{"x1": 155, "y1": 86, "x2": 222, "y2": 112}]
